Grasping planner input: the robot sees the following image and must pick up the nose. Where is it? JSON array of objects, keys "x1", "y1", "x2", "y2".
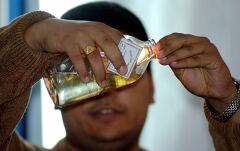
[{"x1": 97, "y1": 88, "x2": 118, "y2": 103}]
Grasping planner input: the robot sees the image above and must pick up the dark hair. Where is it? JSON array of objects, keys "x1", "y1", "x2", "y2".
[{"x1": 61, "y1": 1, "x2": 151, "y2": 73}]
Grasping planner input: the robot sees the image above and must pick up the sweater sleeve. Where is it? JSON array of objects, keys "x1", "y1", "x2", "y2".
[
  {"x1": 204, "y1": 103, "x2": 240, "y2": 151},
  {"x1": 0, "y1": 11, "x2": 64, "y2": 150}
]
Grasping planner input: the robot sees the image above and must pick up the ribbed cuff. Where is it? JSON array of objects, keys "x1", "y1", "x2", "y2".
[
  {"x1": 1, "y1": 11, "x2": 57, "y2": 71},
  {"x1": 0, "y1": 11, "x2": 65, "y2": 101},
  {"x1": 204, "y1": 103, "x2": 240, "y2": 139}
]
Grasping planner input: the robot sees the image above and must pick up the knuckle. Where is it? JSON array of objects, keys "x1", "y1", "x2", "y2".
[
  {"x1": 172, "y1": 32, "x2": 183, "y2": 37},
  {"x1": 100, "y1": 36, "x2": 113, "y2": 45},
  {"x1": 114, "y1": 28, "x2": 123, "y2": 37},
  {"x1": 186, "y1": 34, "x2": 195, "y2": 38},
  {"x1": 111, "y1": 28, "x2": 123, "y2": 43},
  {"x1": 207, "y1": 42, "x2": 217, "y2": 52},
  {"x1": 200, "y1": 36, "x2": 210, "y2": 42},
  {"x1": 171, "y1": 32, "x2": 178, "y2": 36},
  {"x1": 95, "y1": 22, "x2": 108, "y2": 28},
  {"x1": 112, "y1": 28, "x2": 123, "y2": 40},
  {"x1": 209, "y1": 42, "x2": 217, "y2": 48}
]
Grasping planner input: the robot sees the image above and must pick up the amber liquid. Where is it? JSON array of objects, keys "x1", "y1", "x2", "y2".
[
  {"x1": 44, "y1": 37, "x2": 155, "y2": 108},
  {"x1": 44, "y1": 73, "x2": 140, "y2": 108}
]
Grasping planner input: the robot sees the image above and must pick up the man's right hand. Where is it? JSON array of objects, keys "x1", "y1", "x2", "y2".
[{"x1": 24, "y1": 18, "x2": 128, "y2": 87}]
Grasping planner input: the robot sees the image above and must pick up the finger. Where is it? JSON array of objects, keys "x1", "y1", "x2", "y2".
[
  {"x1": 97, "y1": 22, "x2": 123, "y2": 45},
  {"x1": 108, "y1": 27, "x2": 123, "y2": 44},
  {"x1": 65, "y1": 46, "x2": 89, "y2": 83},
  {"x1": 157, "y1": 33, "x2": 210, "y2": 59},
  {"x1": 159, "y1": 42, "x2": 207, "y2": 65},
  {"x1": 91, "y1": 30, "x2": 127, "y2": 75},
  {"x1": 169, "y1": 54, "x2": 212, "y2": 69},
  {"x1": 80, "y1": 37, "x2": 108, "y2": 87}
]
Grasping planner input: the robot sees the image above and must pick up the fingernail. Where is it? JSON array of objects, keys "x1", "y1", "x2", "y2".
[
  {"x1": 83, "y1": 76, "x2": 90, "y2": 83},
  {"x1": 100, "y1": 80, "x2": 109, "y2": 87},
  {"x1": 118, "y1": 65, "x2": 128, "y2": 75}
]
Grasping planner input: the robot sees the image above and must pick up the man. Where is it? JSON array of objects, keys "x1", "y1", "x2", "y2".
[
  {"x1": 54, "y1": 3, "x2": 154, "y2": 151},
  {"x1": 0, "y1": 1, "x2": 239, "y2": 151}
]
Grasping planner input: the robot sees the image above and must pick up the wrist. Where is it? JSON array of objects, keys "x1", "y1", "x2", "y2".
[
  {"x1": 206, "y1": 78, "x2": 240, "y2": 122},
  {"x1": 206, "y1": 80, "x2": 237, "y2": 113},
  {"x1": 24, "y1": 18, "x2": 50, "y2": 51}
]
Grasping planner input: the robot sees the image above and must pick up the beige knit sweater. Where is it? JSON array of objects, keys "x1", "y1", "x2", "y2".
[{"x1": 0, "y1": 11, "x2": 240, "y2": 151}]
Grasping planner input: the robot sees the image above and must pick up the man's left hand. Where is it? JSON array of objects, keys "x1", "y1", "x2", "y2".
[{"x1": 156, "y1": 33, "x2": 237, "y2": 113}]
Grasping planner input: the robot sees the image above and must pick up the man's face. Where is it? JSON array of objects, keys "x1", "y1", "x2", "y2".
[{"x1": 61, "y1": 71, "x2": 153, "y2": 150}]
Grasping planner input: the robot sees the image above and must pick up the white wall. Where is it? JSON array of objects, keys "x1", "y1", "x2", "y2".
[
  {"x1": 112, "y1": 0, "x2": 240, "y2": 151},
  {"x1": 37, "y1": 0, "x2": 240, "y2": 150}
]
